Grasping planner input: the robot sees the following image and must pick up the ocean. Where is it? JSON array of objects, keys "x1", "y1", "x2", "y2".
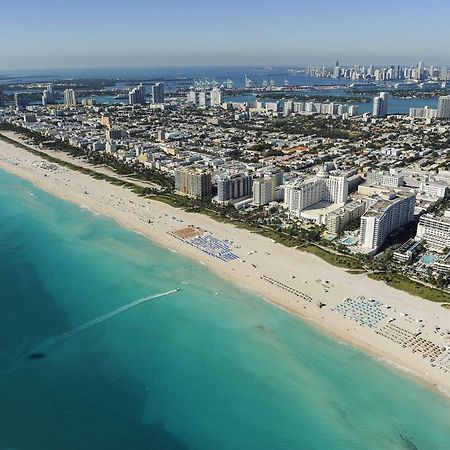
[{"x1": 0, "y1": 168, "x2": 450, "y2": 450}]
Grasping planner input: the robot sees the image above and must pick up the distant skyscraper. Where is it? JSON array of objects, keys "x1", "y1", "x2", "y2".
[
  {"x1": 210, "y1": 87, "x2": 223, "y2": 107},
  {"x1": 186, "y1": 90, "x2": 198, "y2": 105},
  {"x1": 348, "y1": 105, "x2": 359, "y2": 116},
  {"x1": 373, "y1": 92, "x2": 388, "y2": 117},
  {"x1": 42, "y1": 84, "x2": 55, "y2": 105},
  {"x1": 333, "y1": 61, "x2": 340, "y2": 78},
  {"x1": 63, "y1": 89, "x2": 77, "y2": 107},
  {"x1": 437, "y1": 96, "x2": 450, "y2": 119},
  {"x1": 198, "y1": 91, "x2": 208, "y2": 108},
  {"x1": 14, "y1": 93, "x2": 28, "y2": 108},
  {"x1": 283, "y1": 99, "x2": 294, "y2": 116},
  {"x1": 152, "y1": 82, "x2": 165, "y2": 104},
  {"x1": 128, "y1": 84, "x2": 146, "y2": 105}
]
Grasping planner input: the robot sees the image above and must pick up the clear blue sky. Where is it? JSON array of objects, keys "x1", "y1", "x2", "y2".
[{"x1": 2, "y1": 0, "x2": 449, "y2": 69}]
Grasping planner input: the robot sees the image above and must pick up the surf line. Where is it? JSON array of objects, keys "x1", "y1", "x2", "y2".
[{"x1": 28, "y1": 288, "x2": 180, "y2": 359}]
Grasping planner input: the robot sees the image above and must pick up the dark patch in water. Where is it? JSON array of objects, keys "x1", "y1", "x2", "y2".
[
  {"x1": 28, "y1": 353, "x2": 46, "y2": 360},
  {"x1": 0, "y1": 348, "x2": 192, "y2": 450},
  {"x1": 144, "y1": 421, "x2": 190, "y2": 450},
  {"x1": 330, "y1": 401, "x2": 352, "y2": 428},
  {"x1": 399, "y1": 432, "x2": 419, "y2": 450}
]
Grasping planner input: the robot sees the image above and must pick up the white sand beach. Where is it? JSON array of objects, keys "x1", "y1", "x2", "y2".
[{"x1": 1, "y1": 132, "x2": 450, "y2": 397}]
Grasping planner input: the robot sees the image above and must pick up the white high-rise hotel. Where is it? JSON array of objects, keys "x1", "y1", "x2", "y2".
[
  {"x1": 284, "y1": 168, "x2": 348, "y2": 217},
  {"x1": 360, "y1": 192, "x2": 415, "y2": 253},
  {"x1": 416, "y1": 212, "x2": 450, "y2": 252}
]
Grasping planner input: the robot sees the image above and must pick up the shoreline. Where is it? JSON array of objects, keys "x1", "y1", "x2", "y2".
[{"x1": 1, "y1": 133, "x2": 450, "y2": 400}]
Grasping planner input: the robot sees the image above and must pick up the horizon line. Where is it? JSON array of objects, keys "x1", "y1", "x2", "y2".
[{"x1": 0, "y1": 61, "x2": 445, "y2": 74}]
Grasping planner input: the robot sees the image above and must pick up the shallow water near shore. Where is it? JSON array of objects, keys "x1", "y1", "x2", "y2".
[{"x1": 1, "y1": 168, "x2": 450, "y2": 450}]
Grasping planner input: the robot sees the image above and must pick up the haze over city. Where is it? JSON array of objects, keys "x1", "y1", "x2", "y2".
[{"x1": 2, "y1": 0, "x2": 450, "y2": 69}]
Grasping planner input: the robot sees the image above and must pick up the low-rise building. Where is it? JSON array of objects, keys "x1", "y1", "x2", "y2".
[
  {"x1": 366, "y1": 170, "x2": 404, "y2": 188},
  {"x1": 393, "y1": 239, "x2": 422, "y2": 263},
  {"x1": 325, "y1": 200, "x2": 366, "y2": 233},
  {"x1": 418, "y1": 181, "x2": 448, "y2": 199}
]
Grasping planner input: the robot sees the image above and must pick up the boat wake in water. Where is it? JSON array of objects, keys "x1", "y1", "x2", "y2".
[{"x1": 0, "y1": 289, "x2": 180, "y2": 374}]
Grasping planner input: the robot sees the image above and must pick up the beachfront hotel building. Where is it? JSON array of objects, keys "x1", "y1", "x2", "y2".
[
  {"x1": 252, "y1": 168, "x2": 285, "y2": 206},
  {"x1": 284, "y1": 168, "x2": 348, "y2": 218},
  {"x1": 415, "y1": 211, "x2": 450, "y2": 252},
  {"x1": 63, "y1": 89, "x2": 77, "y2": 107},
  {"x1": 175, "y1": 167, "x2": 212, "y2": 198},
  {"x1": 217, "y1": 173, "x2": 253, "y2": 203},
  {"x1": 359, "y1": 192, "x2": 416, "y2": 253},
  {"x1": 253, "y1": 176, "x2": 276, "y2": 206}
]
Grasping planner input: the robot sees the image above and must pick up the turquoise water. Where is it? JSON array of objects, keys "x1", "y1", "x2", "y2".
[
  {"x1": 1, "y1": 169, "x2": 450, "y2": 450},
  {"x1": 341, "y1": 236, "x2": 359, "y2": 246},
  {"x1": 422, "y1": 255, "x2": 437, "y2": 265}
]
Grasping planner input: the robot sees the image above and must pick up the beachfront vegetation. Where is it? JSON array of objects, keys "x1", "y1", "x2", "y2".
[
  {"x1": 302, "y1": 244, "x2": 363, "y2": 270},
  {"x1": 0, "y1": 132, "x2": 160, "y2": 197},
  {"x1": 368, "y1": 272, "x2": 450, "y2": 303},
  {"x1": 0, "y1": 124, "x2": 175, "y2": 192}
]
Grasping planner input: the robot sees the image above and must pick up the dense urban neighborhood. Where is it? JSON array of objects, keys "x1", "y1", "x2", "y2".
[{"x1": 2, "y1": 70, "x2": 450, "y2": 298}]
